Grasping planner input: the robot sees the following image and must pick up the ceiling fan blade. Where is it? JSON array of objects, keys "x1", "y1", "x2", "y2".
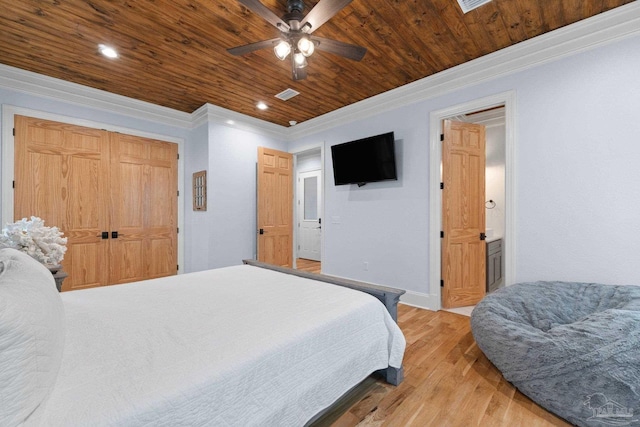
[
  {"x1": 300, "y1": 0, "x2": 352, "y2": 33},
  {"x1": 237, "y1": 0, "x2": 290, "y2": 31},
  {"x1": 311, "y1": 36, "x2": 366, "y2": 61},
  {"x1": 227, "y1": 38, "x2": 281, "y2": 56}
]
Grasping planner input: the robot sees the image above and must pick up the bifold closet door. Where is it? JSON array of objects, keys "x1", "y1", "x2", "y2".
[
  {"x1": 14, "y1": 115, "x2": 111, "y2": 291},
  {"x1": 14, "y1": 115, "x2": 178, "y2": 291}
]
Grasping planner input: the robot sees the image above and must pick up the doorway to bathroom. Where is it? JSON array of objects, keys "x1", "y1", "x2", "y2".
[{"x1": 429, "y1": 91, "x2": 515, "y2": 311}]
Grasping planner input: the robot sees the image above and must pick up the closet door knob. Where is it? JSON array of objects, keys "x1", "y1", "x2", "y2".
[
  {"x1": 101, "y1": 231, "x2": 109, "y2": 239},
  {"x1": 112, "y1": 231, "x2": 119, "y2": 239}
]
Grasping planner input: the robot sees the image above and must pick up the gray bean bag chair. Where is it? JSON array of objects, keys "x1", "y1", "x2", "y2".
[{"x1": 471, "y1": 281, "x2": 640, "y2": 427}]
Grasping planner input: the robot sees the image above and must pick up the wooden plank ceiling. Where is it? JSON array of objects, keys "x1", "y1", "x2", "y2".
[{"x1": 0, "y1": 0, "x2": 633, "y2": 127}]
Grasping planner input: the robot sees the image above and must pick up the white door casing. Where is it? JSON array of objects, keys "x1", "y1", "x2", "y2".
[
  {"x1": 426, "y1": 91, "x2": 516, "y2": 311},
  {"x1": 297, "y1": 170, "x2": 322, "y2": 261}
]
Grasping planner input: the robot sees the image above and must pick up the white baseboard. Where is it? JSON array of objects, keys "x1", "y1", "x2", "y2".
[{"x1": 399, "y1": 291, "x2": 440, "y2": 312}]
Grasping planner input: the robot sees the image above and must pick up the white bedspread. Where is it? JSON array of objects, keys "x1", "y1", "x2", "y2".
[{"x1": 42, "y1": 265, "x2": 405, "y2": 426}]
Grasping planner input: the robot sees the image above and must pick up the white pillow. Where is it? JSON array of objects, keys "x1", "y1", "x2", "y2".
[{"x1": 0, "y1": 248, "x2": 65, "y2": 426}]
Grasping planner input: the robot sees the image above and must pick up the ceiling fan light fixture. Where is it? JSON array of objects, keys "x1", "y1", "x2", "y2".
[
  {"x1": 226, "y1": 0, "x2": 366, "y2": 81},
  {"x1": 274, "y1": 40, "x2": 291, "y2": 60},
  {"x1": 293, "y1": 52, "x2": 307, "y2": 68},
  {"x1": 297, "y1": 37, "x2": 315, "y2": 57}
]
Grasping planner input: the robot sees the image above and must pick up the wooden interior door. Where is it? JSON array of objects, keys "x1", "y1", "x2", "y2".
[
  {"x1": 257, "y1": 147, "x2": 293, "y2": 267},
  {"x1": 109, "y1": 133, "x2": 178, "y2": 285},
  {"x1": 14, "y1": 115, "x2": 110, "y2": 291},
  {"x1": 442, "y1": 120, "x2": 486, "y2": 308}
]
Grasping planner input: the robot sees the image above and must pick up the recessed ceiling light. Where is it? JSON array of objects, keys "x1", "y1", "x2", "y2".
[
  {"x1": 226, "y1": 120, "x2": 235, "y2": 125},
  {"x1": 256, "y1": 102, "x2": 268, "y2": 110},
  {"x1": 98, "y1": 44, "x2": 118, "y2": 59},
  {"x1": 289, "y1": 121, "x2": 297, "y2": 126}
]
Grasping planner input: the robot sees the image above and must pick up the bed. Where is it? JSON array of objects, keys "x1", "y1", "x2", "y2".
[{"x1": 0, "y1": 248, "x2": 405, "y2": 426}]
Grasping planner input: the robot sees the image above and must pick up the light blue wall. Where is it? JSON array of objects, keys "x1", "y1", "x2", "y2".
[
  {"x1": 288, "y1": 34, "x2": 640, "y2": 294},
  {"x1": 515, "y1": 36, "x2": 640, "y2": 285},
  {"x1": 184, "y1": 123, "x2": 209, "y2": 272},
  {"x1": 204, "y1": 124, "x2": 286, "y2": 270},
  {"x1": 179, "y1": 120, "x2": 288, "y2": 273},
  {"x1": 290, "y1": 107, "x2": 431, "y2": 293}
]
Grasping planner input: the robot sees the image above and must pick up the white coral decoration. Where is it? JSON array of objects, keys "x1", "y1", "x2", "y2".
[{"x1": 0, "y1": 216, "x2": 68, "y2": 265}]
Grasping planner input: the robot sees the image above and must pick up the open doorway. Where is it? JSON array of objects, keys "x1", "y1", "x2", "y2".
[
  {"x1": 429, "y1": 91, "x2": 515, "y2": 312},
  {"x1": 459, "y1": 107, "x2": 506, "y2": 293},
  {"x1": 293, "y1": 148, "x2": 323, "y2": 274}
]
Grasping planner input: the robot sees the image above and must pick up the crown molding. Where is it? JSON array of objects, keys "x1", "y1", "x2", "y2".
[
  {"x1": 287, "y1": 1, "x2": 640, "y2": 139},
  {"x1": 192, "y1": 103, "x2": 287, "y2": 140},
  {"x1": 1, "y1": 1, "x2": 639, "y2": 140},
  {"x1": 0, "y1": 64, "x2": 192, "y2": 128}
]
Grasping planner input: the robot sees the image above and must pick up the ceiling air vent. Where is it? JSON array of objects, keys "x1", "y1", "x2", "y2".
[
  {"x1": 275, "y1": 88, "x2": 300, "y2": 101},
  {"x1": 456, "y1": 0, "x2": 491, "y2": 13}
]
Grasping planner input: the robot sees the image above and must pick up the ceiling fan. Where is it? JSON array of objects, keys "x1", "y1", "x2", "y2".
[{"x1": 227, "y1": 0, "x2": 367, "y2": 80}]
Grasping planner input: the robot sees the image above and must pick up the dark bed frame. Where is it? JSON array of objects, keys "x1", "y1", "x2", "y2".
[{"x1": 242, "y1": 259, "x2": 405, "y2": 386}]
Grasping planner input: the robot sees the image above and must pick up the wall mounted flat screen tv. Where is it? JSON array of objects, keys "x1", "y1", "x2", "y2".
[{"x1": 331, "y1": 132, "x2": 397, "y2": 186}]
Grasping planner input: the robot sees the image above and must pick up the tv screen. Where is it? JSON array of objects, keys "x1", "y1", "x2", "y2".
[{"x1": 331, "y1": 132, "x2": 397, "y2": 186}]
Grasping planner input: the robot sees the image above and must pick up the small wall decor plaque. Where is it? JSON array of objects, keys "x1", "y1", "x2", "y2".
[{"x1": 192, "y1": 170, "x2": 207, "y2": 211}]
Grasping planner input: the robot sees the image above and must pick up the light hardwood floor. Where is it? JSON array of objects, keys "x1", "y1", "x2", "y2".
[
  {"x1": 313, "y1": 304, "x2": 571, "y2": 427},
  {"x1": 296, "y1": 258, "x2": 321, "y2": 274}
]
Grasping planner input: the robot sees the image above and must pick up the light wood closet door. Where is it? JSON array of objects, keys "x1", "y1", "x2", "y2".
[
  {"x1": 15, "y1": 115, "x2": 110, "y2": 291},
  {"x1": 14, "y1": 115, "x2": 178, "y2": 290},
  {"x1": 109, "y1": 133, "x2": 178, "y2": 284}
]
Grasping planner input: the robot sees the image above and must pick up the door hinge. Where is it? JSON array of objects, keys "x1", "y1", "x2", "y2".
[
  {"x1": 440, "y1": 134, "x2": 444, "y2": 141},
  {"x1": 480, "y1": 232, "x2": 486, "y2": 241},
  {"x1": 12, "y1": 181, "x2": 15, "y2": 189},
  {"x1": 177, "y1": 153, "x2": 179, "y2": 160},
  {"x1": 177, "y1": 264, "x2": 179, "y2": 271},
  {"x1": 177, "y1": 190, "x2": 179, "y2": 197},
  {"x1": 440, "y1": 182, "x2": 444, "y2": 189},
  {"x1": 440, "y1": 231, "x2": 444, "y2": 238},
  {"x1": 13, "y1": 128, "x2": 15, "y2": 136},
  {"x1": 177, "y1": 227, "x2": 179, "y2": 233},
  {"x1": 440, "y1": 279, "x2": 444, "y2": 287}
]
